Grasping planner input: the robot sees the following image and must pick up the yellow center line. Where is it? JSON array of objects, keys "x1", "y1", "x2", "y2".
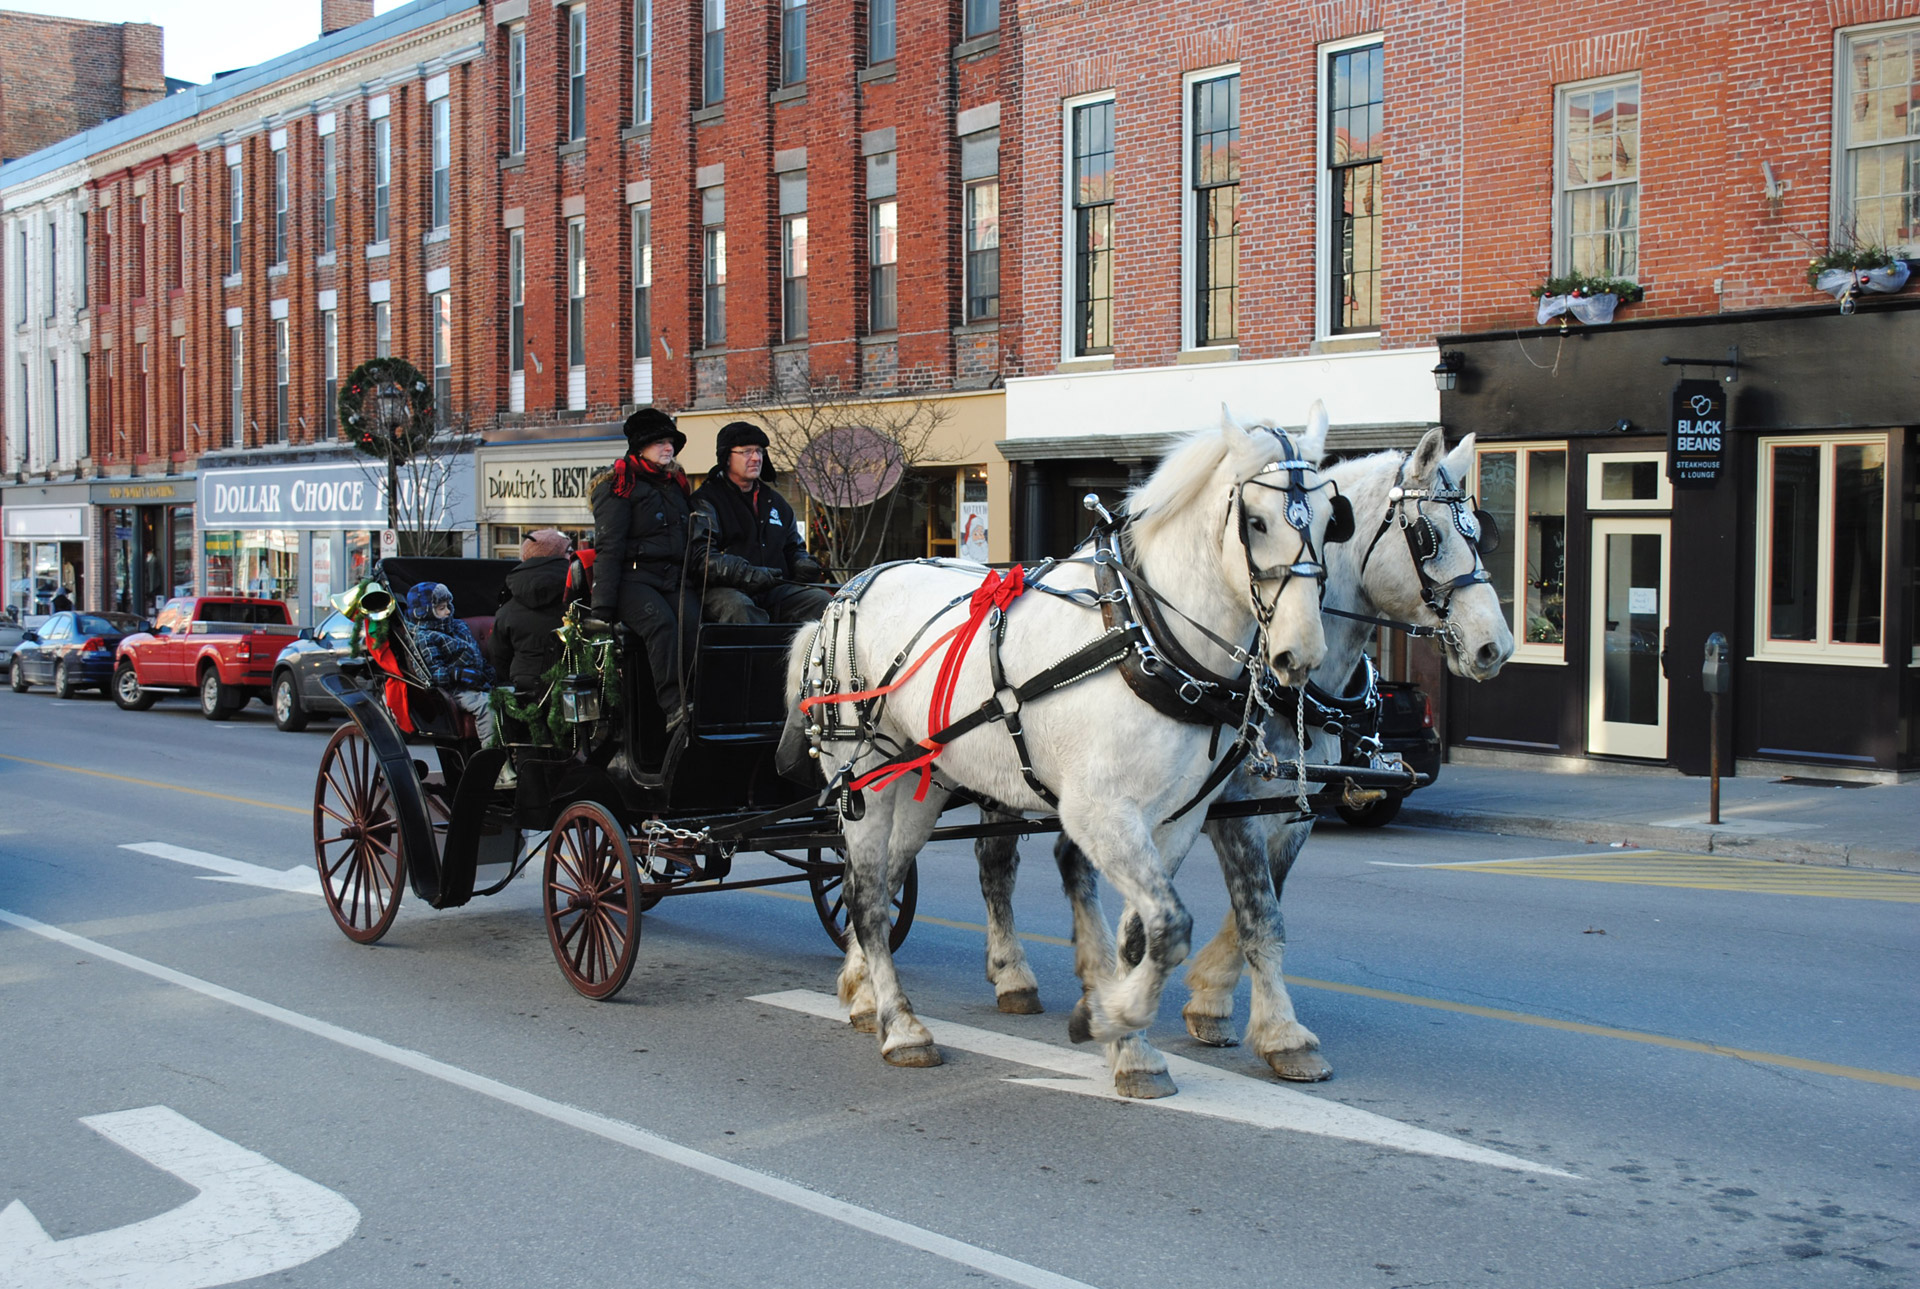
[
  {"x1": 0, "y1": 753, "x2": 307, "y2": 817},
  {"x1": 744, "y1": 886, "x2": 1920, "y2": 1092}
]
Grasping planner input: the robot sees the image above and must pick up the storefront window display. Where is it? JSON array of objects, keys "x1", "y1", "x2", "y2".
[
  {"x1": 1476, "y1": 446, "x2": 1566, "y2": 655},
  {"x1": 487, "y1": 524, "x2": 592, "y2": 560},
  {"x1": 107, "y1": 503, "x2": 195, "y2": 616},
  {"x1": 201, "y1": 529, "x2": 300, "y2": 606},
  {"x1": 5, "y1": 539, "x2": 84, "y2": 615}
]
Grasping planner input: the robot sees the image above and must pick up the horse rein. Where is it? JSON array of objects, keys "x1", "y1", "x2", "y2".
[{"x1": 1346, "y1": 452, "x2": 1498, "y2": 652}]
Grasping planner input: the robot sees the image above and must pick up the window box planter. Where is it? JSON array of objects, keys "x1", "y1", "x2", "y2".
[
  {"x1": 1811, "y1": 260, "x2": 1910, "y2": 315},
  {"x1": 1530, "y1": 274, "x2": 1642, "y2": 330}
]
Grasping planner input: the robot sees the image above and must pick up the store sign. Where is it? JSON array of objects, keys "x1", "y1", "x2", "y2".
[
  {"x1": 3, "y1": 507, "x2": 85, "y2": 540},
  {"x1": 201, "y1": 462, "x2": 473, "y2": 530},
  {"x1": 477, "y1": 446, "x2": 614, "y2": 523},
  {"x1": 89, "y1": 480, "x2": 195, "y2": 504},
  {"x1": 1667, "y1": 379, "x2": 1728, "y2": 488}
]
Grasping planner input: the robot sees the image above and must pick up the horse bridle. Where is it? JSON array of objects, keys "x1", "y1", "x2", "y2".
[
  {"x1": 1229, "y1": 430, "x2": 1356, "y2": 626},
  {"x1": 1350, "y1": 454, "x2": 1499, "y2": 648}
]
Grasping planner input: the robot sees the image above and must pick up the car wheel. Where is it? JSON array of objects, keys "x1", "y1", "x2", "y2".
[
  {"x1": 9, "y1": 661, "x2": 29, "y2": 693},
  {"x1": 273, "y1": 673, "x2": 310, "y2": 732},
  {"x1": 1335, "y1": 791, "x2": 1405, "y2": 829},
  {"x1": 113, "y1": 662, "x2": 157, "y2": 710},
  {"x1": 199, "y1": 668, "x2": 242, "y2": 721},
  {"x1": 53, "y1": 660, "x2": 77, "y2": 700}
]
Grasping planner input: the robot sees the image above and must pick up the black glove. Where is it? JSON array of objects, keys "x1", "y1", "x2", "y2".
[
  {"x1": 792, "y1": 556, "x2": 827, "y2": 584},
  {"x1": 742, "y1": 565, "x2": 781, "y2": 594}
]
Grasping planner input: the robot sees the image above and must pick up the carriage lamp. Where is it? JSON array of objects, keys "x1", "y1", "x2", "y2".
[
  {"x1": 1431, "y1": 351, "x2": 1466, "y2": 393},
  {"x1": 560, "y1": 674, "x2": 602, "y2": 724}
]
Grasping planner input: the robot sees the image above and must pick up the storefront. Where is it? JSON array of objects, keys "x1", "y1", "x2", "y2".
[
  {"x1": 92, "y1": 479, "x2": 197, "y2": 618},
  {"x1": 198, "y1": 458, "x2": 476, "y2": 626},
  {"x1": 475, "y1": 438, "x2": 621, "y2": 559},
  {"x1": 1, "y1": 482, "x2": 91, "y2": 617},
  {"x1": 1438, "y1": 302, "x2": 1919, "y2": 779}
]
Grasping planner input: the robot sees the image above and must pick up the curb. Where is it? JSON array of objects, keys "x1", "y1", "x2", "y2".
[{"x1": 1394, "y1": 805, "x2": 1920, "y2": 874}]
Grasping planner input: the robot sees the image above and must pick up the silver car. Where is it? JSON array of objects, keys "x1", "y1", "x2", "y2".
[
  {"x1": 268, "y1": 610, "x2": 357, "y2": 731},
  {"x1": 0, "y1": 615, "x2": 49, "y2": 678}
]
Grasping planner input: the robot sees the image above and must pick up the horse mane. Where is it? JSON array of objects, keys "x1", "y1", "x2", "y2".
[{"x1": 1128, "y1": 427, "x2": 1230, "y2": 548}]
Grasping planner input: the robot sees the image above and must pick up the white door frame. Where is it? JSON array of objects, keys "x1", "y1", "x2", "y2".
[{"x1": 1587, "y1": 515, "x2": 1671, "y2": 759}]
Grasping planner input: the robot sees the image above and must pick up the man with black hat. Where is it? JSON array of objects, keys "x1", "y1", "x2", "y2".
[
  {"x1": 590, "y1": 409, "x2": 772, "y2": 727},
  {"x1": 691, "y1": 420, "x2": 832, "y2": 625}
]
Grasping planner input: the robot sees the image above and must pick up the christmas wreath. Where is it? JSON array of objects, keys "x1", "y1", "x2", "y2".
[
  {"x1": 338, "y1": 357, "x2": 437, "y2": 460},
  {"x1": 488, "y1": 606, "x2": 623, "y2": 747}
]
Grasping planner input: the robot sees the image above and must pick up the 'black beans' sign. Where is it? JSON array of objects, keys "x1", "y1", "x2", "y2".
[{"x1": 1668, "y1": 379, "x2": 1728, "y2": 488}]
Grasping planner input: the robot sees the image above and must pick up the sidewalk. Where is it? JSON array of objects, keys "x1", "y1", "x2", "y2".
[{"x1": 1396, "y1": 762, "x2": 1920, "y2": 873}]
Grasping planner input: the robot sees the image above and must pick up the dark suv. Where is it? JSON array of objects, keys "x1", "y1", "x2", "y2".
[{"x1": 1331, "y1": 679, "x2": 1441, "y2": 827}]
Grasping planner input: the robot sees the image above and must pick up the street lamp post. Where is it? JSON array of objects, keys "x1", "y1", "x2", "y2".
[{"x1": 372, "y1": 377, "x2": 412, "y2": 539}]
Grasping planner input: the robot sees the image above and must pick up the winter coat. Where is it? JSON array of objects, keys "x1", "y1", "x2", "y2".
[
  {"x1": 590, "y1": 455, "x2": 699, "y2": 605},
  {"x1": 412, "y1": 614, "x2": 494, "y2": 691},
  {"x1": 691, "y1": 472, "x2": 823, "y2": 579},
  {"x1": 490, "y1": 555, "x2": 568, "y2": 689}
]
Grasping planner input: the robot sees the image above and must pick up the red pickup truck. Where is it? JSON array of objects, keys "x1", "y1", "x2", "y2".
[{"x1": 113, "y1": 596, "x2": 300, "y2": 721}]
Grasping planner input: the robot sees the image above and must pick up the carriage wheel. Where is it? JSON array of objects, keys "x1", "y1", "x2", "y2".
[
  {"x1": 544, "y1": 802, "x2": 642, "y2": 1000},
  {"x1": 808, "y1": 851, "x2": 917, "y2": 953},
  {"x1": 313, "y1": 724, "x2": 406, "y2": 944}
]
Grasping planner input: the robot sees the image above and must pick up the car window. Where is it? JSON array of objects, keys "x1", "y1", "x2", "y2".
[
  {"x1": 318, "y1": 612, "x2": 353, "y2": 644},
  {"x1": 154, "y1": 603, "x2": 189, "y2": 633},
  {"x1": 75, "y1": 615, "x2": 124, "y2": 636},
  {"x1": 42, "y1": 614, "x2": 72, "y2": 641}
]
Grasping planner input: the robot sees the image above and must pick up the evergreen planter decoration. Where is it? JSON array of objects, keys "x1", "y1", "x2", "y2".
[
  {"x1": 1806, "y1": 247, "x2": 1911, "y2": 315},
  {"x1": 1530, "y1": 274, "x2": 1644, "y2": 329},
  {"x1": 338, "y1": 357, "x2": 437, "y2": 460}
]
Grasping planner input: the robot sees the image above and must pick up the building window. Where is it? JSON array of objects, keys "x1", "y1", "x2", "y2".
[
  {"x1": 133, "y1": 195, "x2": 148, "y2": 296},
  {"x1": 101, "y1": 209, "x2": 113, "y2": 305},
  {"x1": 1838, "y1": 25, "x2": 1920, "y2": 257},
  {"x1": 78, "y1": 211, "x2": 88, "y2": 308},
  {"x1": 228, "y1": 163, "x2": 244, "y2": 275},
  {"x1": 137, "y1": 343, "x2": 150, "y2": 453},
  {"x1": 13, "y1": 223, "x2": 25, "y2": 319},
  {"x1": 1190, "y1": 71, "x2": 1240, "y2": 347},
  {"x1": 432, "y1": 291, "x2": 452, "y2": 427},
  {"x1": 1476, "y1": 445, "x2": 1567, "y2": 659},
  {"x1": 1070, "y1": 98, "x2": 1115, "y2": 356},
  {"x1": 274, "y1": 321, "x2": 289, "y2": 442},
  {"x1": 372, "y1": 118, "x2": 391, "y2": 243},
  {"x1": 1756, "y1": 435, "x2": 1888, "y2": 662},
  {"x1": 322, "y1": 135, "x2": 337, "y2": 255},
  {"x1": 869, "y1": 0, "x2": 894, "y2": 63},
  {"x1": 430, "y1": 99, "x2": 452, "y2": 231},
  {"x1": 703, "y1": 0, "x2": 725, "y2": 107},
  {"x1": 963, "y1": 0, "x2": 998, "y2": 39},
  {"x1": 45, "y1": 221, "x2": 57, "y2": 319},
  {"x1": 509, "y1": 228, "x2": 526, "y2": 373},
  {"x1": 229, "y1": 325, "x2": 244, "y2": 446},
  {"x1": 172, "y1": 184, "x2": 187, "y2": 288},
  {"x1": 965, "y1": 181, "x2": 999, "y2": 322},
  {"x1": 781, "y1": 0, "x2": 806, "y2": 86},
  {"x1": 374, "y1": 300, "x2": 391, "y2": 358},
  {"x1": 47, "y1": 358, "x2": 59, "y2": 461},
  {"x1": 272, "y1": 148, "x2": 288, "y2": 266},
  {"x1": 1557, "y1": 76, "x2": 1639, "y2": 278},
  {"x1": 322, "y1": 310, "x2": 338, "y2": 432},
  {"x1": 783, "y1": 214, "x2": 808, "y2": 342},
  {"x1": 1325, "y1": 40, "x2": 1383, "y2": 334},
  {"x1": 15, "y1": 362, "x2": 27, "y2": 463},
  {"x1": 869, "y1": 199, "x2": 898, "y2": 332},
  {"x1": 176, "y1": 338, "x2": 187, "y2": 445},
  {"x1": 508, "y1": 26, "x2": 528, "y2": 154},
  {"x1": 568, "y1": 5, "x2": 588, "y2": 141},
  {"x1": 101, "y1": 352, "x2": 112, "y2": 454},
  {"x1": 703, "y1": 186, "x2": 726, "y2": 347},
  {"x1": 632, "y1": 0, "x2": 651, "y2": 124},
  {"x1": 631, "y1": 206, "x2": 651, "y2": 361},
  {"x1": 567, "y1": 217, "x2": 587, "y2": 370}
]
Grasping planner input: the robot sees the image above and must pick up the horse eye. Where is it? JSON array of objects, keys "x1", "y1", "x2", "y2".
[{"x1": 1248, "y1": 516, "x2": 1269, "y2": 534}]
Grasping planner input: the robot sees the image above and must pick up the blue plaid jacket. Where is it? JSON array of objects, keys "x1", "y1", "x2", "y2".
[{"x1": 412, "y1": 615, "x2": 495, "y2": 691}]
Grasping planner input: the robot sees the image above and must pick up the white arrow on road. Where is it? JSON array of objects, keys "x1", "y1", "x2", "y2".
[
  {"x1": 120, "y1": 842, "x2": 320, "y2": 896},
  {"x1": 0, "y1": 1105, "x2": 359, "y2": 1289},
  {"x1": 752, "y1": 990, "x2": 1576, "y2": 1178}
]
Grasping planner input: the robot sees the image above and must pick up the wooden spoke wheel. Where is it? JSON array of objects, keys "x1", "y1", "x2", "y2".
[
  {"x1": 808, "y1": 851, "x2": 918, "y2": 953},
  {"x1": 544, "y1": 802, "x2": 642, "y2": 1000},
  {"x1": 313, "y1": 724, "x2": 406, "y2": 944}
]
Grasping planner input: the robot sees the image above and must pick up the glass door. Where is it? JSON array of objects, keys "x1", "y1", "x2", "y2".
[{"x1": 1587, "y1": 517, "x2": 1671, "y2": 759}]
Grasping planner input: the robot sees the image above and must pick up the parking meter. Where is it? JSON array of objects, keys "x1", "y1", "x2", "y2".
[{"x1": 1702, "y1": 632, "x2": 1731, "y2": 694}]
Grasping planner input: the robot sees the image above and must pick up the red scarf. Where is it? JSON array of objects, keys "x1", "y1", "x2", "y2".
[{"x1": 612, "y1": 453, "x2": 691, "y2": 498}]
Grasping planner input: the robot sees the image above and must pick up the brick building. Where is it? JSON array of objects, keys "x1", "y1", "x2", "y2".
[
  {"x1": 0, "y1": 10, "x2": 169, "y2": 165},
  {"x1": 1439, "y1": 2, "x2": 1920, "y2": 778}
]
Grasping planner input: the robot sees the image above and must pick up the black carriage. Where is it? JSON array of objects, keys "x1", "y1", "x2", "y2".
[{"x1": 310, "y1": 556, "x2": 1420, "y2": 1000}]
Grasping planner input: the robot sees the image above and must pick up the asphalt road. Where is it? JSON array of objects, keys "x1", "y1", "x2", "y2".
[{"x1": 2, "y1": 683, "x2": 1915, "y2": 1289}]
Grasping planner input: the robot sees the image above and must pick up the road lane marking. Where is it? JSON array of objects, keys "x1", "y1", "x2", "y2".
[
  {"x1": 0, "y1": 1105, "x2": 359, "y2": 1289},
  {"x1": 0, "y1": 909, "x2": 1098, "y2": 1289},
  {"x1": 121, "y1": 842, "x2": 320, "y2": 896},
  {"x1": 737, "y1": 891, "x2": 1920, "y2": 1092},
  {"x1": 1380, "y1": 850, "x2": 1920, "y2": 903},
  {"x1": 0, "y1": 754, "x2": 305, "y2": 817},
  {"x1": 752, "y1": 990, "x2": 1575, "y2": 1177}
]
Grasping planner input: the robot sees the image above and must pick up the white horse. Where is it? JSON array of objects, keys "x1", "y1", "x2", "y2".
[
  {"x1": 787, "y1": 411, "x2": 1343, "y2": 1097},
  {"x1": 974, "y1": 428, "x2": 1517, "y2": 1083}
]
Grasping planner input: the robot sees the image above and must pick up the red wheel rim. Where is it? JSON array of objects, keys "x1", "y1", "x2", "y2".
[
  {"x1": 313, "y1": 725, "x2": 406, "y2": 943},
  {"x1": 543, "y1": 803, "x2": 640, "y2": 1000}
]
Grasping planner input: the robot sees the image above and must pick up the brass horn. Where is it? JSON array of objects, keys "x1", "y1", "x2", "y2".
[{"x1": 330, "y1": 584, "x2": 396, "y2": 621}]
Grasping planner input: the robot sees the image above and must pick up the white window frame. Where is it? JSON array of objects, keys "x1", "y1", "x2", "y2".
[
  {"x1": 1752, "y1": 433, "x2": 1891, "y2": 667},
  {"x1": 321, "y1": 134, "x2": 338, "y2": 256},
  {"x1": 1552, "y1": 73, "x2": 1641, "y2": 280},
  {"x1": 508, "y1": 25, "x2": 528, "y2": 154},
  {"x1": 431, "y1": 290, "x2": 453, "y2": 426},
  {"x1": 1181, "y1": 64, "x2": 1241, "y2": 352},
  {"x1": 1315, "y1": 33, "x2": 1384, "y2": 341},
  {"x1": 1832, "y1": 19, "x2": 1920, "y2": 259},
  {"x1": 630, "y1": 204, "x2": 652, "y2": 402},
  {"x1": 228, "y1": 163, "x2": 244, "y2": 276},
  {"x1": 372, "y1": 118, "x2": 392, "y2": 244},
  {"x1": 1475, "y1": 441, "x2": 1569, "y2": 665},
  {"x1": 566, "y1": 216, "x2": 588, "y2": 379},
  {"x1": 509, "y1": 227, "x2": 526, "y2": 374},
  {"x1": 274, "y1": 319, "x2": 289, "y2": 442},
  {"x1": 374, "y1": 300, "x2": 391, "y2": 358},
  {"x1": 632, "y1": 0, "x2": 651, "y2": 125},
  {"x1": 229, "y1": 325, "x2": 245, "y2": 446},
  {"x1": 781, "y1": 0, "x2": 806, "y2": 88},
  {"x1": 273, "y1": 147, "x2": 289, "y2": 266},
  {"x1": 568, "y1": 4, "x2": 588, "y2": 142},
  {"x1": 430, "y1": 98, "x2": 452, "y2": 231},
  {"x1": 1586, "y1": 452, "x2": 1672, "y2": 511},
  {"x1": 703, "y1": 0, "x2": 725, "y2": 107},
  {"x1": 1059, "y1": 90, "x2": 1115, "y2": 362}
]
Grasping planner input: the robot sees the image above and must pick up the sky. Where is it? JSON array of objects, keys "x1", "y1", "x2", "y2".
[{"x1": 5, "y1": 0, "x2": 411, "y2": 88}]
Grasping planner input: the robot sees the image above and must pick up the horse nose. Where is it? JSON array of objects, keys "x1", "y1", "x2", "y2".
[
  {"x1": 1272, "y1": 649, "x2": 1301, "y2": 678},
  {"x1": 1476, "y1": 641, "x2": 1502, "y2": 671}
]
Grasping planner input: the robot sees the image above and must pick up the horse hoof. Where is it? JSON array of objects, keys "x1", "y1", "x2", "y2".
[
  {"x1": 997, "y1": 989, "x2": 1044, "y2": 1015},
  {"x1": 1184, "y1": 1013, "x2": 1240, "y2": 1048},
  {"x1": 883, "y1": 1043, "x2": 943, "y2": 1068},
  {"x1": 1113, "y1": 1068, "x2": 1178, "y2": 1099},
  {"x1": 1066, "y1": 999, "x2": 1095, "y2": 1044},
  {"x1": 849, "y1": 1010, "x2": 877, "y2": 1034},
  {"x1": 1265, "y1": 1047, "x2": 1333, "y2": 1082}
]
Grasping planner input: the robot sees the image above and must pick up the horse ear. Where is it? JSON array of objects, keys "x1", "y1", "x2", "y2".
[
  {"x1": 1297, "y1": 401, "x2": 1329, "y2": 462},
  {"x1": 1406, "y1": 427, "x2": 1447, "y2": 487},
  {"x1": 1441, "y1": 432, "x2": 1477, "y2": 488}
]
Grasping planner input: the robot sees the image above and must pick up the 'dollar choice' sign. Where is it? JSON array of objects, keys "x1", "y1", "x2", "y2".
[{"x1": 1668, "y1": 379, "x2": 1728, "y2": 488}]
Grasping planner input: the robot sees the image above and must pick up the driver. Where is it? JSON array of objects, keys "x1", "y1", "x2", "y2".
[{"x1": 690, "y1": 421, "x2": 831, "y2": 624}]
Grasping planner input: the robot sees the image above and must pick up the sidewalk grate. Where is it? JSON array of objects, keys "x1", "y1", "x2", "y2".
[{"x1": 1426, "y1": 851, "x2": 1920, "y2": 902}]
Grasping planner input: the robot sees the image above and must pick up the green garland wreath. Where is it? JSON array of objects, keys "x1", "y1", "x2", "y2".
[
  {"x1": 338, "y1": 357, "x2": 437, "y2": 461},
  {"x1": 487, "y1": 609, "x2": 623, "y2": 747}
]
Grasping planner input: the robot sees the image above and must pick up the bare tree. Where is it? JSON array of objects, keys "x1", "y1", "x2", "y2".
[
  {"x1": 735, "y1": 379, "x2": 962, "y2": 576},
  {"x1": 350, "y1": 417, "x2": 472, "y2": 558}
]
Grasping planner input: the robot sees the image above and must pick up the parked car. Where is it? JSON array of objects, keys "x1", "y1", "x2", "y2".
[
  {"x1": 9, "y1": 611, "x2": 151, "y2": 698},
  {"x1": 269, "y1": 610, "x2": 358, "y2": 731},
  {"x1": 1330, "y1": 679, "x2": 1441, "y2": 828},
  {"x1": 112, "y1": 596, "x2": 299, "y2": 720},
  {"x1": 0, "y1": 613, "x2": 49, "y2": 678}
]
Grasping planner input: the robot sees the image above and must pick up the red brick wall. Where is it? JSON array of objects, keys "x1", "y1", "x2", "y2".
[{"x1": 0, "y1": 14, "x2": 166, "y2": 163}]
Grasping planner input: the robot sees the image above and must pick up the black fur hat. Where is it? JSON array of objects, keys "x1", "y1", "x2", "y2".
[
  {"x1": 623, "y1": 407, "x2": 686, "y2": 454},
  {"x1": 715, "y1": 420, "x2": 775, "y2": 481}
]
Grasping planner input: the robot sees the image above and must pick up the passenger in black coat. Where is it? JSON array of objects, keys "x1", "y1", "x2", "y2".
[
  {"x1": 490, "y1": 529, "x2": 570, "y2": 690},
  {"x1": 690, "y1": 421, "x2": 832, "y2": 625}
]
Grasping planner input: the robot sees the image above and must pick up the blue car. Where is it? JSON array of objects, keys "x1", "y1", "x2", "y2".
[{"x1": 9, "y1": 611, "x2": 151, "y2": 700}]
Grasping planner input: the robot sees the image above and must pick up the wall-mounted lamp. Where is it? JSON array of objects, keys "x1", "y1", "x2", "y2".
[
  {"x1": 1432, "y1": 350, "x2": 1466, "y2": 393},
  {"x1": 1760, "y1": 160, "x2": 1789, "y2": 205}
]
